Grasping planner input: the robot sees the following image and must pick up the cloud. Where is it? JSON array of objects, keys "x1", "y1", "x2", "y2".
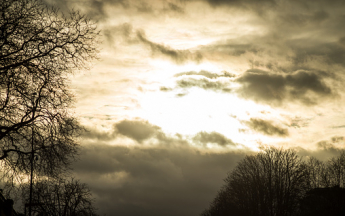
[
  {"x1": 80, "y1": 119, "x2": 162, "y2": 143},
  {"x1": 297, "y1": 136, "x2": 345, "y2": 160},
  {"x1": 86, "y1": 0, "x2": 129, "y2": 20},
  {"x1": 289, "y1": 116, "x2": 311, "y2": 128},
  {"x1": 160, "y1": 70, "x2": 234, "y2": 95},
  {"x1": 195, "y1": 0, "x2": 345, "y2": 78},
  {"x1": 73, "y1": 144, "x2": 249, "y2": 216},
  {"x1": 236, "y1": 69, "x2": 334, "y2": 106},
  {"x1": 81, "y1": 119, "x2": 241, "y2": 149},
  {"x1": 331, "y1": 136, "x2": 344, "y2": 143},
  {"x1": 43, "y1": 0, "x2": 129, "y2": 20},
  {"x1": 174, "y1": 70, "x2": 236, "y2": 79},
  {"x1": 137, "y1": 30, "x2": 203, "y2": 64},
  {"x1": 204, "y1": 0, "x2": 277, "y2": 15},
  {"x1": 176, "y1": 78, "x2": 231, "y2": 92},
  {"x1": 80, "y1": 127, "x2": 115, "y2": 141},
  {"x1": 205, "y1": 0, "x2": 275, "y2": 7},
  {"x1": 102, "y1": 23, "x2": 136, "y2": 45},
  {"x1": 115, "y1": 119, "x2": 161, "y2": 143},
  {"x1": 193, "y1": 131, "x2": 237, "y2": 147},
  {"x1": 201, "y1": 42, "x2": 259, "y2": 57},
  {"x1": 166, "y1": 68, "x2": 334, "y2": 104},
  {"x1": 287, "y1": 40, "x2": 345, "y2": 68},
  {"x1": 167, "y1": 2, "x2": 184, "y2": 13},
  {"x1": 331, "y1": 125, "x2": 345, "y2": 129},
  {"x1": 160, "y1": 86, "x2": 173, "y2": 92},
  {"x1": 241, "y1": 118, "x2": 289, "y2": 137}
]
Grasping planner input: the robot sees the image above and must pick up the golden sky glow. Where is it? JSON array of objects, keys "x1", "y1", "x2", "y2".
[{"x1": 45, "y1": 0, "x2": 345, "y2": 215}]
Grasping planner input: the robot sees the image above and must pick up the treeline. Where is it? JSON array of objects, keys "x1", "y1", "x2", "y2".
[{"x1": 202, "y1": 147, "x2": 345, "y2": 216}]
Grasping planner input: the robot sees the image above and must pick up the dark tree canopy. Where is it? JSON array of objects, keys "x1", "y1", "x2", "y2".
[
  {"x1": 0, "y1": 0, "x2": 98, "y2": 181},
  {"x1": 202, "y1": 147, "x2": 309, "y2": 216}
]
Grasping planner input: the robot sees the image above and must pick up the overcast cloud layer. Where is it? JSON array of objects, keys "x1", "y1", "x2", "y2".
[{"x1": 41, "y1": 0, "x2": 345, "y2": 215}]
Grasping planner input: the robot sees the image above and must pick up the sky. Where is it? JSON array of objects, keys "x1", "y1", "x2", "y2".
[{"x1": 43, "y1": 0, "x2": 345, "y2": 215}]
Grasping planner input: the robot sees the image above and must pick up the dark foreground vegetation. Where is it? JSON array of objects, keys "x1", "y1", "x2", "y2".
[
  {"x1": 0, "y1": 0, "x2": 99, "y2": 215},
  {"x1": 202, "y1": 147, "x2": 345, "y2": 216}
]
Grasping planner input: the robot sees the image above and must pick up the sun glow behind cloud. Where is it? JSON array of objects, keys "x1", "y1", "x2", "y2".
[
  {"x1": 65, "y1": 0, "x2": 345, "y2": 154},
  {"x1": 138, "y1": 82, "x2": 279, "y2": 148}
]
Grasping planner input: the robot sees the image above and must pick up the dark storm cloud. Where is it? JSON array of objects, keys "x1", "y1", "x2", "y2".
[
  {"x1": 193, "y1": 131, "x2": 237, "y2": 147},
  {"x1": 174, "y1": 70, "x2": 235, "y2": 79},
  {"x1": 137, "y1": 30, "x2": 203, "y2": 64},
  {"x1": 115, "y1": 119, "x2": 162, "y2": 142},
  {"x1": 236, "y1": 69, "x2": 334, "y2": 106},
  {"x1": 241, "y1": 118, "x2": 289, "y2": 137},
  {"x1": 73, "y1": 144, "x2": 249, "y2": 216}
]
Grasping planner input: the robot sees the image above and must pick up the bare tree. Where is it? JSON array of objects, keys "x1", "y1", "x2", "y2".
[
  {"x1": 21, "y1": 178, "x2": 98, "y2": 216},
  {"x1": 203, "y1": 147, "x2": 309, "y2": 216},
  {"x1": 0, "y1": 0, "x2": 98, "y2": 181},
  {"x1": 305, "y1": 157, "x2": 328, "y2": 188},
  {"x1": 325, "y1": 151, "x2": 345, "y2": 187}
]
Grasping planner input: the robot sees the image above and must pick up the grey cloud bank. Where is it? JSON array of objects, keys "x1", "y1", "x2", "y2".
[
  {"x1": 73, "y1": 138, "x2": 345, "y2": 216},
  {"x1": 73, "y1": 144, "x2": 249, "y2": 216},
  {"x1": 236, "y1": 69, "x2": 334, "y2": 106}
]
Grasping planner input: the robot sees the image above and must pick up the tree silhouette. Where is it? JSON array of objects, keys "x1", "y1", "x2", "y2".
[
  {"x1": 201, "y1": 188, "x2": 241, "y2": 216},
  {"x1": 327, "y1": 151, "x2": 345, "y2": 187},
  {"x1": 305, "y1": 152, "x2": 345, "y2": 189},
  {"x1": 305, "y1": 157, "x2": 328, "y2": 188},
  {"x1": 21, "y1": 178, "x2": 99, "y2": 216},
  {"x1": 202, "y1": 147, "x2": 309, "y2": 216},
  {"x1": 0, "y1": 0, "x2": 98, "y2": 181}
]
